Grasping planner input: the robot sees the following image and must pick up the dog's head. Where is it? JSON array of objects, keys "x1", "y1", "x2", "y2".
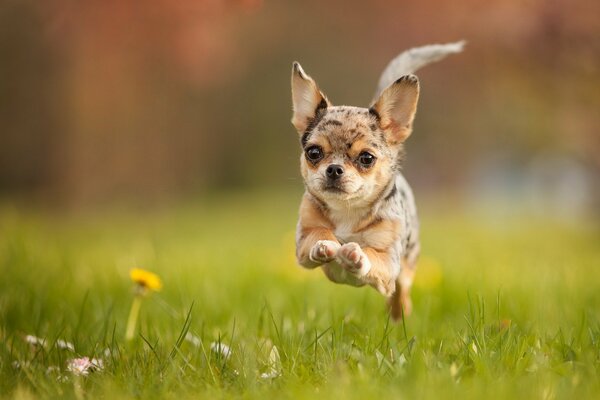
[{"x1": 291, "y1": 62, "x2": 419, "y2": 209}]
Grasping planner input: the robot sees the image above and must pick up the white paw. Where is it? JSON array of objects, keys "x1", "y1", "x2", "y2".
[
  {"x1": 336, "y1": 242, "x2": 371, "y2": 277},
  {"x1": 309, "y1": 240, "x2": 340, "y2": 264}
]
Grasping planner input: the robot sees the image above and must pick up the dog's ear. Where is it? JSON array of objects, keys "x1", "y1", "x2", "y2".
[
  {"x1": 370, "y1": 75, "x2": 420, "y2": 145},
  {"x1": 291, "y1": 62, "x2": 330, "y2": 133}
]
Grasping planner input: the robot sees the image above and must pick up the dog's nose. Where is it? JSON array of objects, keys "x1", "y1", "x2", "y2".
[{"x1": 326, "y1": 164, "x2": 344, "y2": 180}]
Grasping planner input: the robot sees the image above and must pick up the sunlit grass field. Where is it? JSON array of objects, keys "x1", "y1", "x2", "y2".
[{"x1": 1, "y1": 190, "x2": 599, "y2": 399}]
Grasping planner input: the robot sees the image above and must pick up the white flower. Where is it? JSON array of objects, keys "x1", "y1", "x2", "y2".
[
  {"x1": 25, "y1": 335, "x2": 47, "y2": 348},
  {"x1": 260, "y1": 345, "x2": 282, "y2": 379},
  {"x1": 210, "y1": 342, "x2": 232, "y2": 360},
  {"x1": 67, "y1": 358, "x2": 91, "y2": 376},
  {"x1": 185, "y1": 332, "x2": 201, "y2": 348},
  {"x1": 67, "y1": 357, "x2": 103, "y2": 376},
  {"x1": 46, "y1": 366, "x2": 60, "y2": 375},
  {"x1": 56, "y1": 339, "x2": 75, "y2": 351},
  {"x1": 260, "y1": 370, "x2": 281, "y2": 379},
  {"x1": 12, "y1": 360, "x2": 31, "y2": 369},
  {"x1": 90, "y1": 358, "x2": 104, "y2": 370}
]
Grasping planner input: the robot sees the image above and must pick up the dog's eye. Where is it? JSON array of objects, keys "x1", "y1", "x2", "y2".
[
  {"x1": 305, "y1": 146, "x2": 323, "y2": 162},
  {"x1": 358, "y1": 152, "x2": 376, "y2": 167}
]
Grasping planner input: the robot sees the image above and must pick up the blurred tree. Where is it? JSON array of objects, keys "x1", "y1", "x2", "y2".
[{"x1": 0, "y1": 0, "x2": 597, "y2": 207}]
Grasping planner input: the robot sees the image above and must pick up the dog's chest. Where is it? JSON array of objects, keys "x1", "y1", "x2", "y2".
[
  {"x1": 333, "y1": 222, "x2": 356, "y2": 244},
  {"x1": 329, "y1": 211, "x2": 371, "y2": 245}
]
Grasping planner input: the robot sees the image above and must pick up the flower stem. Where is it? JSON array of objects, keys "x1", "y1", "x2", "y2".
[
  {"x1": 125, "y1": 295, "x2": 142, "y2": 341},
  {"x1": 73, "y1": 375, "x2": 84, "y2": 400}
]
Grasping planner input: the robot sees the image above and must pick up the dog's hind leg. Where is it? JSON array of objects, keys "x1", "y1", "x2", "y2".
[{"x1": 389, "y1": 248, "x2": 419, "y2": 320}]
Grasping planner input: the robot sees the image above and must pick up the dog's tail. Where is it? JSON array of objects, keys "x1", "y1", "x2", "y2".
[{"x1": 373, "y1": 41, "x2": 465, "y2": 102}]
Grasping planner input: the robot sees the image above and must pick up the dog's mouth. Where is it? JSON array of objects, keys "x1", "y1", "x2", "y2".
[{"x1": 322, "y1": 182, "x2": 347, "y2": 194}]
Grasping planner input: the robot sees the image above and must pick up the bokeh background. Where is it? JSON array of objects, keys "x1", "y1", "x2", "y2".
[
  {"x1": 1, "y1": 2, "x2": 600, "y2": 397},
  {"x1": 0, "y1": 0, "x2": 599, "y2": 216}
]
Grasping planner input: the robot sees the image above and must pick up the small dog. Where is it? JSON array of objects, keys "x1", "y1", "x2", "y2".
[{"x1": 291, "y1": 42, "x2": 464, "y2": 320}]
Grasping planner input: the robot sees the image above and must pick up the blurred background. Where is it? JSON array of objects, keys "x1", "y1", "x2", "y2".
[{"x1": 1, "y1": 0, "x2": 598, "y2": 218}]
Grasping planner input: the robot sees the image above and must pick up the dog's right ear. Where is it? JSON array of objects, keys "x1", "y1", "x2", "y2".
[{"x1": 291, "y1": 62, "x2": 330, "y2": 133}]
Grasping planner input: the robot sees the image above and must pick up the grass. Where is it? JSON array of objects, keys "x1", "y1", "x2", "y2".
[{"x1": 1, "y1": 190, "x2": 599, "y2": 399}]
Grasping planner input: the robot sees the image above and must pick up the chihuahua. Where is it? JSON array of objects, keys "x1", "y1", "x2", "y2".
[{"x1": 291, "y1": 42, "x2": 464, "y2": 320}]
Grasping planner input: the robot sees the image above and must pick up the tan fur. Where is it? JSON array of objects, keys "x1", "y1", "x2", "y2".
[
  {"x1": 371, "y1": 75, "x2": 420, "y2": 144},
  {"x1": 389, "y1": 258, "x2": 417, "y2": 320},
  {"x1": 292, "y1": 97, "x2": 418, "y2": 319},
  {"x1": 296, "y1": 194, "x2": 401, "y2": 295},
  {"x1": 291, "y1": 42, "x2": 464, "y2": 321},
  {"x1": 360, "y1": 247, "x2": 395, "y2": 295},
  {"x1": 290, "y1": 63, "x2": 330, "y2": 133},
  {"x1": 296, "y1": 194, "x2": 337, "y2": 269}
]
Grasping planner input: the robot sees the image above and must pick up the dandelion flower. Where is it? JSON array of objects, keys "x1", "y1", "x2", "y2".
[
  {"x1": 126, "y1": 268, "x2": 162, "y2": 340},
  {"x1": 130, "y1": 268, "x2": 162, "y2": 292}
]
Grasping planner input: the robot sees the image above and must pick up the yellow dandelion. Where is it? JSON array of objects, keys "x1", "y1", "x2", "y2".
[
  {"x1": 130, "y1": 268, "x2": 162, "y2": 292},
  {"x1": 125, "y1": 268, "x2": 162, "y2": 341}
]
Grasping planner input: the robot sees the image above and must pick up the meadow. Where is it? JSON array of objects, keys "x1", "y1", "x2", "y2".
[{"x1": 1, "y1": 190, "x2": 599, "y2": 399}]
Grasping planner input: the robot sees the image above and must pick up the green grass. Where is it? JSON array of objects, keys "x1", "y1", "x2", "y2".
[{"x1": 1, "y1": 190, "x2": 599, "y2": 399}]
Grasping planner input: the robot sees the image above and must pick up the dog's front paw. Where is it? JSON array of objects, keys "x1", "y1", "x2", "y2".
[
  {"x1": 336, "y1": 242, "x2": 371, "y2": 277},
  {"x1": 309, "y1": 240, "x2": 340, "y2": 264}
]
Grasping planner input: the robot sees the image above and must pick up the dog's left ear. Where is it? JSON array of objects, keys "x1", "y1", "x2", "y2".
[
  {"x1": 291, "y1": 62, "x2": 330, "y2": 133},
  {"x1": 370, "y1": 75, "x2": 420, "y2": 145}
]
